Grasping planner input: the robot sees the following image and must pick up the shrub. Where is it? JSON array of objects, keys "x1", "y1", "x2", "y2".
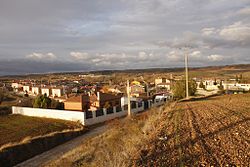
[
  {"x1": 33, "y1": 94, "x2": 52, "y2": 109},
  {"x1": 51, "y1": 100, "x2": 64, "y2": 110},
  {"x1": 172, "y1": 80, "x2": 197, "y2": 99}
]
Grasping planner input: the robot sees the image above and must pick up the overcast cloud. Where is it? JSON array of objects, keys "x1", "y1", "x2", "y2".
[{"x1": 0, "y1": 0, "x2": 249, "y2": 75}]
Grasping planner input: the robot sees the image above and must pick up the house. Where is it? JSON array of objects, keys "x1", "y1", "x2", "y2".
[
  {"x1": 64, "y1": 94, "x2": 90, "y2": 111},
  {"x1": 155, "y1": 78, "x2": 171, "y2": 90},
  {"x1": 41, "y1": 87, "x2": 51, "y2": 96},
  {"x1": 237, "y1": 83, "x2": 250, "y2": 91},
  {"x1": 11, "y1": 82, "x2": 23, "y2": 89},
  {"x1": 23, "y1": 85, "x2": 31, "y2": 94},
  {"x1": 223, "y1": 82, "x2": 250, "y2": 91},
  {"x1": 89, "y1": 92, "x2": 122, "y2": 110},
  {"x1": 11, "y1": 82, "x2": 23, "y2": 92},
  {"x1": 130, "y1": 81, "x2": 146, "y2": 97},
  {"x1": 52, "y1": 87, "x2": 63, "y2": 97},
  {"x1": 32, "y1": 86, "x2": 40, "y2": 95},
  {"x1": 64, "y1": 92, "x2": 122, "y2": 111},
  {"x1": 120, "y1": 96, "x2": 140, "y2": 107}
]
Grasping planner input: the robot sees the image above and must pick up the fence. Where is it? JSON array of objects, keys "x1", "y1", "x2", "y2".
[{"x1": 12, "y1": 99, "x2": 166, "y2": 126}]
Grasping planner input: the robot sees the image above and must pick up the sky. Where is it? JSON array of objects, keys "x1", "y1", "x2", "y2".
[{"x1": 0, "y1": 0, "x2": 250, "y2": 75}]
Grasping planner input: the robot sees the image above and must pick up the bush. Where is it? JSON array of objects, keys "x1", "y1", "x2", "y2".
[
  {"x1": 172, "y1": 80, "x2": 197, "y2": 99},
  {"x1": 199, "y1": 81, "x2": 205, "y2": 89},
  {"x1": 33, "y1": 94, "x2": 52, "y2": 109},
  {"x1": 51, "y1": 100, "x2": 64, "y2": 110},
  {"x1": 17, "y1": 97, "x2": 33, "y2": 107},
  {"x1": 0, "y1": 89, "x2": 7, "y2": 104}
]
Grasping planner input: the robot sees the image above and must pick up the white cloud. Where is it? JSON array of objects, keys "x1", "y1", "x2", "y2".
[
  {"x1": 201, "y1": 21, "x2": 250, "y2": 48},
  {"x1": 201, "y1": 28, "x2": 216, "y2": 36},
  {"x1": 190, "y1": 50, "x2": 201, "y2": 58},
  {"x1": 25, "y1": 52, "x2": 56, "y2": 60},
  {"x1": 70, "y1": 52, "x2": 90, "y2": 60},
  {"x1": 167, "y1": 50, "x2": 181, "y2": 61},
  {"x1": 208, "y1": 54, "x2": 223, "y2": 61},
  {"x1": 138, "y1": 51, "x2": 154, "y2": 61},
  {"x1": 219, "y1": 21, "x2": 250, "y2": 42},
  {"x1": 238, "y1": 7, "x2": 250, "y2": 15}
]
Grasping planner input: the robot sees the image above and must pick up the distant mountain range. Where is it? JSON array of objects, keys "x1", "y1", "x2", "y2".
[{"x1": 1, "y1": 63, "x2": 250, "y2": 79}]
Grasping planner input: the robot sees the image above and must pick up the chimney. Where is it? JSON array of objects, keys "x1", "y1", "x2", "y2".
[
  {"x1": 97, "y1": 92, "x2": 100, "y2": 101},
  {"x1": 170, "y1": 74, "x2": 173, "y2": 80}
]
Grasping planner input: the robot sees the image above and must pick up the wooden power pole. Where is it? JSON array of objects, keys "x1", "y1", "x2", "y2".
[
  {"x1": 185, "y1": 52, "x2": 189, "y2": 99},
  {"x1": 127, "y1": 80, "x2": 131, "y2": 117}
]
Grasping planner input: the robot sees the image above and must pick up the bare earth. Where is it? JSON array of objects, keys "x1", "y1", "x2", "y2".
[{"x1": 136, "y1": 94, "x2": 250, "y2": 166}]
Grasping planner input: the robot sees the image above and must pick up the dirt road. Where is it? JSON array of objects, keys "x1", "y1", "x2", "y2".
[{"x1": 15, "y1": 125, "x2": 108, "y2": 167}]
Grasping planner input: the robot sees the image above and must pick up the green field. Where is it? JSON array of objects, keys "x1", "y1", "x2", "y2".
[{"x1": 0, "y1": 115, "x2": 83, "y2": 147}]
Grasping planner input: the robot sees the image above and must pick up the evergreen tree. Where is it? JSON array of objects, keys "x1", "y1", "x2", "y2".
[
  {"x1": 33, "y1": 94, "x2": 52, "y2": 109},
  {"x1": 199, "y1": 81, "x2": 205, "y2": 89},
  {"x1": 172, "y1": 80, "x2": 197, "y2": 99}
]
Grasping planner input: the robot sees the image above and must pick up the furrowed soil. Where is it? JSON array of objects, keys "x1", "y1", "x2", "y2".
[
  {"x1": 0, "y1": 115, "x2": 83, "y2": 147},
  {"x1": 135, "y1": 94, "x2": 250, "y2": 166}
]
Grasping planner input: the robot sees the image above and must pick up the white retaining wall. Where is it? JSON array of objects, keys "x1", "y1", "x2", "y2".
[
  {"x1": 12, "y1": 106, "x2": 85, "y2": 124},
  {"x1": 12, "y1": 99, "x2": 165, "y2": 126}
]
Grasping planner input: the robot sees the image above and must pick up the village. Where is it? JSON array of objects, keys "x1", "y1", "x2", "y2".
[{"x1": 0, "y1": 73, "x2": 249, "y2": 126}]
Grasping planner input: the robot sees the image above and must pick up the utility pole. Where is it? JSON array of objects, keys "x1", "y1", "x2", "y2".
[
  {"x1": 185, "y1": 51, "x2": 189, "y2": 99},
  {"x1": 127, "y1": 80, "x2": 131, "y2": 117}
]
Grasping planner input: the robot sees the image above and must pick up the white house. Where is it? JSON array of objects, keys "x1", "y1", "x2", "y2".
[
  {"x1": 155, "y1": 78, "x2": 171, "y2": 90},
  {"x1": 52, "y1": 87, "x2": 63, "y2": 97},
  {"x1": 32, "y1": 87, "x2": 40, "y2": 95},
  {"x1": 41, "y1": 87, "x2": 51, "y2": 96},
  {"x1": 23, "y1": 85, "x2": 31, "y2": 94},
  {"x1": 223, "y1": 83, "x2": 250, "y2": 91},
  {"x1": 237, "y1": 83, "x2": 250, "y2": 91},
  {"x1": 11, "y1": 82, "x2": 23, "y2": 89},
  {"x1": 121, "y1": 97, "x2": 138, "y2": 107},
  {"x1": 11, "y1": 82, "x2": 23, "y2": 92}
]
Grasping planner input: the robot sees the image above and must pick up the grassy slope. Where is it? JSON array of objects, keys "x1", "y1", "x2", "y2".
[
  {"x1": 47, "y1": 94, "x2": 250, "y2": 167},
  {"x1": 0, "y1": 115, "x2": 83, "y2": 147}
]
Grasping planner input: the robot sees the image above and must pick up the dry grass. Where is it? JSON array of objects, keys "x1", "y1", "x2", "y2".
[
  {"x1": 47, "y1": 94, "x2": 250, "y2": 167},
  {"x1": 0, "y1": 114, "x2": 83, "y2": 148},
  {"x1": 45, "y1": 104, "x2": 172, "y2": 167}
]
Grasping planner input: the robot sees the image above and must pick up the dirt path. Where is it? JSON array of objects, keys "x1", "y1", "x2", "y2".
[{"x1": 15, "y1": 125, "x2": 108, "y2": 167}]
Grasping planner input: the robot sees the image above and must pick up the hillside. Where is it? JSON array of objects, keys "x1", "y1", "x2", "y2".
[
  {"x1": 46, "y1": 93, "x2": 250, "y2": 167},
  {"x1": 136, "y1": 94, "x2": 250, "y2": 166},
  {"x1": 1, "y1": 63, "x2": 250, "y2": 79}
]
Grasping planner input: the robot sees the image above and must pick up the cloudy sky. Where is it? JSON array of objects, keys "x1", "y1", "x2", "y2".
[{"x1": 0, "y1": 0, "x2": 250, "y2": 75}]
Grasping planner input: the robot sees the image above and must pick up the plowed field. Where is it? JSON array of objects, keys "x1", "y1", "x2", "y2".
[{"x1": 136, "y1": 94, "x2": 250, "y2": 166}]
